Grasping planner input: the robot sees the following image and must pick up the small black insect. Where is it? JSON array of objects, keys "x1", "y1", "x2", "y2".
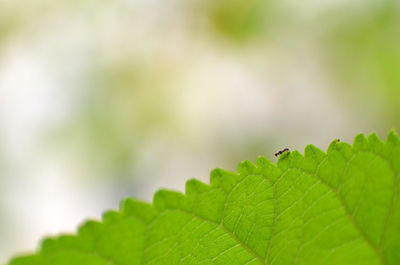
[{"x1": 274, "y1": 148, "x2": 289, "y2": 157}]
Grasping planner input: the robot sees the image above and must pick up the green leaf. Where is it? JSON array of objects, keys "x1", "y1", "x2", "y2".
[{"x1": 9, "y1": 131, "x2": 400, "y2": 265}]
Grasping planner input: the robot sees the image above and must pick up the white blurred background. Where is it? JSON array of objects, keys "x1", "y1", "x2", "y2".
[{"x1": 1, "y1": 0, "x2": 399, "y2": 263}]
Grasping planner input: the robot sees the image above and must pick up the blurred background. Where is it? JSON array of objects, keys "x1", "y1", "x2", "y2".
[{"x1": 0, "y1": 0, "x2": 399, "y2": 262}]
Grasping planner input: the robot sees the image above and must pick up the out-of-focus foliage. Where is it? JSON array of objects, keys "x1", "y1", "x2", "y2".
[
  {"x1": 0, "y1": 4, "x2": 21, "y2": 45},
  {"x1": 203, "y1": 0, "x2": 273, "y2": 42},
  {"x1": 322, "y1": 1, "x2": 400, "y2": 123},
  {"x1": 61, "y1": 59, "x2": 181, "y2": 176}
]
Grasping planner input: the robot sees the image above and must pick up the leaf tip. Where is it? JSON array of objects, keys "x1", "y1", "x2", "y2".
[
  {"x1": 368, "y1": 132, "x2": 379, "y2": 140},
  {"x1": 153, "y1": 189, "x2": 185, "y2": 211},
  {"x1": 238, "y1": 159, "x2": 257, "y2": 175},
  {"x1": 386, "y1": 128, "x2": 400, "y2": 145},
  {"x1": 367, "y1": 132, "x2": 385, "y2": 147},
  {"x1": 305, "y1": 144, "x2": 325, "y2": 162},
  {"x1": 186, "y1": 178, "x2": 209, "y2": 195},
  {"x1": 276, "y1": 149, "x2": 291, "y2": 170},
  {"x1": 353, "y1": 133, "x2": 368, "y2": 152},
  {"x1": 256, "y1": 155, "x2": 276, "y2": 169},
  {"x1": 120, "y1": 198, "x2": 158, "y2": 223},
  {"x1": 210, "y1": 168, "x2": 236, "y2": 187},
  {"x1": 102, "y1": 210, "x2": 121, "y2": 224}
]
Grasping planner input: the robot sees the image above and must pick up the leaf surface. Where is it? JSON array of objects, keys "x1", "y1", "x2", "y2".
[{"x1": 9, "y1": 132, "x2": 400, "y2": 265}]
